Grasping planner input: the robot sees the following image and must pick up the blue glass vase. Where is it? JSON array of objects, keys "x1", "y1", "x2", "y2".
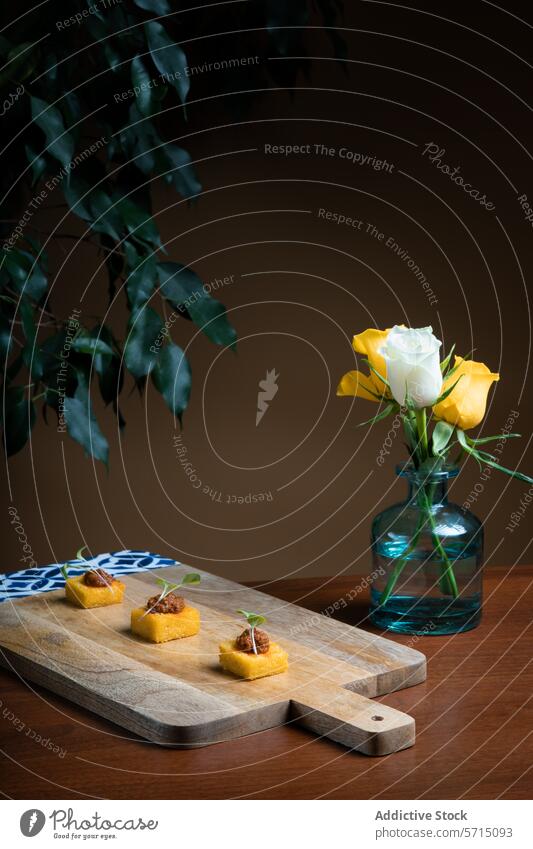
[{"x1": 369, "y1": 465, "x2": 483, "y2": 635}]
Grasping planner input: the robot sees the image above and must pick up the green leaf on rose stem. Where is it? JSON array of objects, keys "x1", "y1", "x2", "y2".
[
  {"x1": 145, "y1": 21, "x2": 189, "y2": 105},
  {"x1": 357, "y1": 402, "x2": 397, "y2": 427},
  {"x1": 63, "y1": 386, "x2": 109, "y2": 467},
  {"x1": 30, "y1": 96, "x2": 74, "y2": 169},
  {"x1": 434, "y1": 374, "x2": 463, "y2": 405},
  {"x1": 151, "y1": 343, "x2": 192, "y2": 418},
  {"x1": 457, "y1": 429, "x2": 533, "y2": 483},
  {"x1": 2, "y1": 385, "x2": 36, "y2": 455},
  {"x1": 440, "y1": 344, "x2": 456, "y2": 374},
  {"x1": 361, "y1": 357, "x2": 390, "y2": 388},
  {"x1": 402, "y1": 416, "x2": 417, "y2": 459},
  {"x1": 123, "y1": 306, "x2": 164, "y2": 379},
  {"x1": 476, "y1": 453, "x2": 533, "y2": 484},
  {"x1": 467, "y1": 433, "x2": 521, "y2": 445},
  {"x1": 443, "y1": 349, "x2": 475, "y2": 382},
  {"x1": 431, "y1": 421, "x2": 455, "y2": 455}
]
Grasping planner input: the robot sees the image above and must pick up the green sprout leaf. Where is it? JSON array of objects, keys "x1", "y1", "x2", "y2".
[
  {"x1": 142, "y1": 573, "x2": 200, "y2": 618},
  {"x1": 155, "y1": 577, "x2": 180, "y2": 596},
  {"x1": 237, "y1": 609, "x2": 266, "y2": 629},
  {"x1": 31, "y1": 96, "x2": 74, "y2": 169},
  {"x1": 60, "y1": 546, "x2": 88, "y2": 581},
  {"x1": 180, "y1": 573, "x2": 201, "y2": 585}
]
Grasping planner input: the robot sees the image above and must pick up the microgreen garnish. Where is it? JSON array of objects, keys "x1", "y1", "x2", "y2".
[
  {"x1": 59, "y1": 545, "x2": 90, "y2": 582},
  {"x1": 237, "y1": 609, "x2": 267, "y2": 655},
  {"x1": 141, "y1": 573, "x2": 201, "y2": 618}
]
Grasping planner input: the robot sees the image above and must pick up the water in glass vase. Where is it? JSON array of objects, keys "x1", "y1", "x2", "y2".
[{"x1": 369, "y1": 465, "x2": 483, "y2": 635}]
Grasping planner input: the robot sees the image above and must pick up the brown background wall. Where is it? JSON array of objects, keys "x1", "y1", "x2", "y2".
[{"x1": 3, "y1": 2, "x2": 532, "y2": 582}]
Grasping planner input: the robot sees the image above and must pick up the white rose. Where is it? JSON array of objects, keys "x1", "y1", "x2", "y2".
[{"x1": 380, "y1": 325, "x2": 443, "y2": 408}]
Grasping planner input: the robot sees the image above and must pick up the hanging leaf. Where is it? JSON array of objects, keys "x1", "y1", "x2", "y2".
[
  {"x1": 145, "y1": 21, "x2": 189, "y2": 105},
  {"x1": 123, "y1": 306, "x2": 163, "y2": 378},
  {"x1": 0, "y1": 312, "x2": 12, "y2": 364},
  {"x1": 151, "y1": 342, "x2": 192, "y2": 417},
  {"x1": 126, "y1": 252, "x2": 157, "y2": 309},
  {"x1": 3, "y1": 250, "x2": 47, "y2": 301},
  {"x1": 63, "y1": 177, "x2": 124, "y2": 242},
  {"x1": 134, "y1": 0, "x2": 170, "y2": 12},
  {"x1": 30, "y1": 96, "x2": 74, "y2": 169},
  {"x1": 20, "y1": 299, "x2": 43, "y2": 379},
  {"x1": 157, "y1": 262, "x2": 236, "y2": 348},
  {"x1": 70, "y1": 331, "x2": 115, "y2": 358},
  {"x1": 131, "y1": 55, "x2": 156, "y2": 118},
  {"x1": 163, "y1": 145, "x2": 201, "y2": 198},
  {"x1": 114, "y1": 195, "x2": 161, "y2": 248},
  {"x1": 3, "y1": 386, "x2": 36, "y2": 456},
  {"x1": 92, "y1": 326, "x2": 124, "y2": 406},
  {"x1": 63, "y1": 386, "x2": 109, "y2": 467},
  {"x1": 25, "y1": 144, "x2": 48, "y2": 186}
]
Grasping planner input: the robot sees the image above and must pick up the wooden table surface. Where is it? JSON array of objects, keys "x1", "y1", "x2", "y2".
[{"x1": 0, "y1": 566, "x2": 531, "y2": 800}]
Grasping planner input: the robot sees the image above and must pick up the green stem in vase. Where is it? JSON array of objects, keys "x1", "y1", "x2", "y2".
[
  {"x1": 378, "y1": 476, "x2": 460, "y2": 606},
  {"x1": 415, "y1": 407, "x2": 429, "y2": 459},
  {"x1": 419, "y1": 487, "x2": 459, "y2": 598},
  {"x1": 378, "y1": 505, "x2": 426, "y2": 606}
]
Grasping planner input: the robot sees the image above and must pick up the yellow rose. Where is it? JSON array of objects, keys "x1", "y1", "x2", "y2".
[
  {"x1": 433, "y1": 356, "x2": 499, "y2": 430},
  {"x1": 337, "y1": 328, "x2": 390, "y2": 401}
]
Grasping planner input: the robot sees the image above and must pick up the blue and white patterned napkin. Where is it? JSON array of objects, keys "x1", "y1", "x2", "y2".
[{"x1": 0, "y1": 550, "x2": 176, "y2": 603}]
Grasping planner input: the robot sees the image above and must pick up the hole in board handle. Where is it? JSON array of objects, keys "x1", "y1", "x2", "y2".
[{"x1": 372, "y1": 715, "x2": 384, "y2": 721}]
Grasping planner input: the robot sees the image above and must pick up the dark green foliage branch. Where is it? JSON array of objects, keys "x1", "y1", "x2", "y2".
[{"x1": 0, "y1": 0, "x2": 344, "y2": 464}]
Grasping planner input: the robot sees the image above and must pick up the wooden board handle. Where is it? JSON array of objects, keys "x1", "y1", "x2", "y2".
[{"x1": 291, "y1": 685, "x2": 415, "y2": 756}]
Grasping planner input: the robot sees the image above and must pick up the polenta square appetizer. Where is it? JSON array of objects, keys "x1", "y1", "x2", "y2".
[
  {"x1": 61, "y1": 548, "x2": 125, "y2": 609},
  {"x1": 65, "y1": 572, "x2": 125, "y2": 609},
  {"x1": 219, "y1": 610, "x2": 288, "y2": 680},
  {"x1": 130, "y1": 574, "x2": 201, "y2": 644}
]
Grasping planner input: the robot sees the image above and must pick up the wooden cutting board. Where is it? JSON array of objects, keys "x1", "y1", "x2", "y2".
[{"x1": 0, "y1": 565, "x2": 426, "y2": 755}]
